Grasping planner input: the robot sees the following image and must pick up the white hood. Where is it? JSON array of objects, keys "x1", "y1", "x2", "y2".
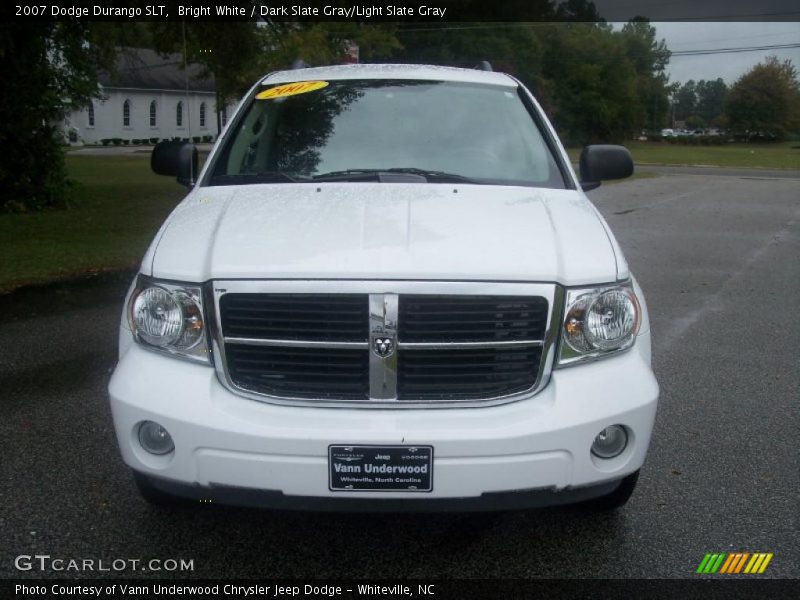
[{"x1": 143, "y1": 183, "x2": 626, "y2": 285}]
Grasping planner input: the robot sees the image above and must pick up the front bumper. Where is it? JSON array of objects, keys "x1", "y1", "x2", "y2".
[
  {"x1": 108, "y1": 334, "x2": 658, "y2": 509},
  {"x1": 141, "y1": 473, "x2": 626, "y2": 512}
]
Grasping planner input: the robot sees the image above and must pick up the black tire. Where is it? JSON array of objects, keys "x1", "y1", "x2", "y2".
[
  {"x1": 585, "y1": 470, "x2": 640, "y2": 510},
  {"x1": 132, "y1": 471, "x2": 190, "y2": 507}
]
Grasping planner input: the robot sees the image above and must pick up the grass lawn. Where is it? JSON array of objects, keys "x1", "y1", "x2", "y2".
[
  {"x1": 567, "y1": 141, "x2": 800, "y2": 170},
  {"x1": 0, "y1": 154, "x2": 186, "y2": 293}
]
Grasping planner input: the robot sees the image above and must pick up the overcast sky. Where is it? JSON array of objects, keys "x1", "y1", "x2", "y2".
[{"x1": 643, "y1": 22, "x2": 800, "y2": 84}]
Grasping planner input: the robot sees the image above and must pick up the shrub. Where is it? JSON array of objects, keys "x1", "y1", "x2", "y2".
[
  {"x1": 111, "y1": 138, "x2": 122, "y2": 146},
  {"x1": 1, "y1": 124, "x2": 70, "y2": 211},
  {"x1": 672, "y1": 135, "x2": 727, "y2": 146},
  {"x1": 202, "y1": 135, "x2": 213, "y2": 143},
  {"x1": 101, "y1": 139, "x2": 111, "y2": 146},
  {"x1": 121, "y1": 139, "x2": 129, "y2": 145},
  {"x1": 192, "y1": 136, "x2": 201, "y2": 143},
  {"x1": 131, "y1": 139, "x2": 140, "y2": 145},
  {"x1": 149, "y1": 137, "x2": 160, "y2": 144}
]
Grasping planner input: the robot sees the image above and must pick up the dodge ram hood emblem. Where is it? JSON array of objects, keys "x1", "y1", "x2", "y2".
[{"x1": 372, "y1": 336, "x2": 395, "y2": 358}]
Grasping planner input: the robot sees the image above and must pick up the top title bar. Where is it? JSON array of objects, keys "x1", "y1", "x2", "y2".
[{"x1": 6, "y1": 0, "x2": 800, "y2": 21}]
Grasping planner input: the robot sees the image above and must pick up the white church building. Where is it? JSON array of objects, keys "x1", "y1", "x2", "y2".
[{"x1": 61, "y1": 48, "x2": 235, "y2": 146}]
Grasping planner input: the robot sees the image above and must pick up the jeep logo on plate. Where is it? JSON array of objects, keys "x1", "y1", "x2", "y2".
[{"x1": 372, "y1": 336, "x2": 395, "y2": 358}]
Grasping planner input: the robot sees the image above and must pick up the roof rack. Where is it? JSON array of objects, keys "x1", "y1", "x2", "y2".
[
  {"x1": 291, "y1": 58, "x2": 308, "y2": 70},
  {"x1": 475, "y1": 61, "x2": 493, "y2": 72}
]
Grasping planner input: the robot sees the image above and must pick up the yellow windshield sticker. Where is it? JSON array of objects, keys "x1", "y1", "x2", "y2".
[{"x1": 256, "y1": 81, "x2": 329, "y2": 100}]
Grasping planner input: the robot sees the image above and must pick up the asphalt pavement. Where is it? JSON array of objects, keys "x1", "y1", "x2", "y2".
[{"x1": 1, "y1": 167, "x2": 798, "y2": 579}]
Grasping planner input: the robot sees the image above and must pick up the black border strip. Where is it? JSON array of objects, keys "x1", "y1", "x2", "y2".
[
  {"x1": 5, "y1": 578, "x2": 798, "y2": 599},
  {"x1": 6, "y1": 0, "x2": 800, "y2": 22}
]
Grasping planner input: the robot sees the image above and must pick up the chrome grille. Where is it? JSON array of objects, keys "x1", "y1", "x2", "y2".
[
  {"x1": 398, "y1": 346, "x2": 543, "y2": 400},
  {"x1": 225, "y1": 344, "x2": 369, "y2": 400},
  {"x1": 214, "y1": 283, "x2": 556, "y2": 408},
  {"x1": 220, "y1": 293, "x2": 368, "y2": 341},
  {"x1": 398, "y1": 295, "x2": 549, "y2": 342},
  {"x1": 395, "y1": 295, "x2": 546, "y2": 400}
]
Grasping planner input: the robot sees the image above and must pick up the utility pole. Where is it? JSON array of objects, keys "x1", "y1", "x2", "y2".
[{"x1": 216, "y1": 89, "x2": 222, "y2": 136}]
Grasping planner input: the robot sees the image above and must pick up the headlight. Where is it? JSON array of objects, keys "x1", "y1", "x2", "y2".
[
  {"x1": 127, "y1": 277, "x2": 209, "y2": 363},
  {"x1": 558, "y1": 283, "x2": 640, "y2": 365}
]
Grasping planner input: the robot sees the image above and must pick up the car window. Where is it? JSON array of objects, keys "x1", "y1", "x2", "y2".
[{"x1": 207, "y1": 79, "x2": 566, "y2": 188}]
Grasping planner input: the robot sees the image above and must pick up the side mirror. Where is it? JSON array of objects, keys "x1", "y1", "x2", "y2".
[
  {"x1": 579, "y1": 145, "x2": 634, "y2": 191},
  {"x1": 151, "y1": 141, "x2": 198, "y2": 187}
]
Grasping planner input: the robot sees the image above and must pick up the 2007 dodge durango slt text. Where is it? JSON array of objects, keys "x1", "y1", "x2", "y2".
[{"x1": 108, "y1": 63, "x2": 659, "y2": 511}]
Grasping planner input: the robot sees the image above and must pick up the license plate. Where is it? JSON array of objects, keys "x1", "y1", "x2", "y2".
[{"x1": 328, "y1": 445, "x2": 433, "y2": 492}]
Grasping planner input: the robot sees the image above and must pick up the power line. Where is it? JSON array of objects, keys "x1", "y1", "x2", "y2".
[
  {"x1": 473, "y1": 43, "x2": 800, "y2": 64},
  {"x1": 671, "y1": 43, "x2": 800, "y2": 56},
  {"x1": 666, "y1": 30, "x2": 800, "y2": 48}
]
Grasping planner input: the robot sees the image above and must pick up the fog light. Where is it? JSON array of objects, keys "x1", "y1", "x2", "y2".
[
  {"x1": 591, "y1": 425, "x2": 628, "y2": 459},
  {"x1": 138, "y1": 421, "x2": 174, "y2": 455}
]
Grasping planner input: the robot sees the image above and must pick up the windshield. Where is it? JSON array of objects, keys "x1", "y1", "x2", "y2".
[{"x1": 206, "y1": 79, "x2": 567, "y2": 188}]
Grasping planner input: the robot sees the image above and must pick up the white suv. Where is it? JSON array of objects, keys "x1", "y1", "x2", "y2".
[{"x1": 109, "y1": 64, "x2": 658, "y2": 511}]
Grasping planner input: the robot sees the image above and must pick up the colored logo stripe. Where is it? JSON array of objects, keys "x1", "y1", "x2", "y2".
[
  {"x1": 697, "y1": 553, "x2": 726, "y2": 573},
  {"x1": 745, "y1": 553, "x2": 773, "y2": 574},
  {"x1": 720, "y1": 553, "x2": 748, "y2": 573},
  {"x1": 719, "y1": 553, "x2": 736, "y2": 573},
  {"x1": 697, "y1": 552, "x2": 773, "y2": 574}
]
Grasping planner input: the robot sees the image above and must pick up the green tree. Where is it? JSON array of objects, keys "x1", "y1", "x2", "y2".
[
  {"x1": 555, "y1": 0, "x2": 602, "y2": 20},
  {"x1": 685, "y1": 114, "x2": 706, "y2": 129},
  {"x1": 0, "y1": 22, "x2": 115, "y2": 212},
  {"x1": 673, "y1": 80, "x2": 697, "y2": 121},
  {"x1": 539, "y1": 23, "x2": 639, "y2": 144},
  {"x1": 726, "y1": 56, "x2": 800, "y2": 139},
  {"x1": 393, "y1": 22, "x2": 546, "y2": 77},
  {"x1": 620, "y1": 18, "x2": 671, "y2": 131},
  {"x1": 695, "y1": 78, "x2": 727, "y2": 124}
]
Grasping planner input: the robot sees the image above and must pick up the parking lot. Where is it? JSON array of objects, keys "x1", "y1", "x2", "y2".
[{"x1": 1, "y1": 167, "x2": 798, "y2": 579}]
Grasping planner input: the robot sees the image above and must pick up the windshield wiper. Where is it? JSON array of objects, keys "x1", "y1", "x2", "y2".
[
  {"x1": 208, "y1": 172, "x2": 304, "y2": 185},
  {"x1": 211, "y1": 168, "x2": 484, "y2": 185},
  {"x1": 309, "y1": 169, "x2": 384, "y2": 182},
  {"x1": 311, "y1": 168, "x2": 482, "y2": 184},
  {"x1": 385, "y1": 168, "x2": 480, "y2": 183}
]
